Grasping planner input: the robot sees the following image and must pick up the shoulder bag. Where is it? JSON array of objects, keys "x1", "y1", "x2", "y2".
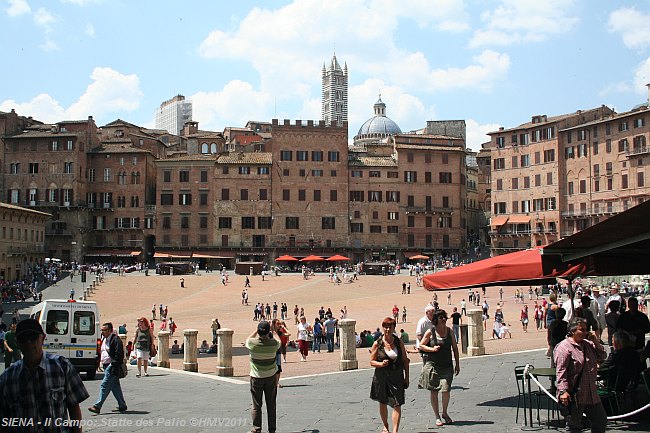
[
  {"x1": 149, "y1": 329, "x2": 158, "y2": 357},
  {"x1": 118, "y1": 363, "x2": 128, "y2": 378}
]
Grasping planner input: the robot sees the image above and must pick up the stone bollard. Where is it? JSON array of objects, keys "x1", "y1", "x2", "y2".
[
  {"x1": 157, "y1": 331, "x2": 170, "y2": 368},
  {"x1": 183, "y1": 329, "x2": 199, "y2": 372},
  {"x1": 339, "y1": 319, "x2": 358, "y2": 371},
  {"x1": 466, "y1": 309, "x2": 485, "y2": 356},
  {"x1": 118, "y1": 334, "x2": 128, "y2": 363},
  {"x1": 216, "y1": 328, "x2": 234, "y2": 376}
]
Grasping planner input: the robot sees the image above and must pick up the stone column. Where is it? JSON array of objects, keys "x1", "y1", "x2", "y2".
[
  {"x1": 339, "y1": 319, "x2": 358, "y2": 371},
  {"x1": 466, "y1": 309, "x2": 485, "y2": 356},
  {"x1": 157, "y1": 331, "x2": 170, "y2": 368},
  {"x1": 183, "y1": 329, "x2": 198, "y2": 372},
  {"x1": 118, "y1": 334, "x2": 128, "y2": 363},
  {"x1": 216, "y1": 328, "x2": 234, "y2": 376}
]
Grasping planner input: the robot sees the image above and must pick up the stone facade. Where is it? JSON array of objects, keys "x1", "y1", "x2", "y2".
[
  {"x1": 487, "y1": 103, "x2": 650, "y2": 255},
  {"x1": 0, "y1": 202, "x2": 50, "y2": 281}
]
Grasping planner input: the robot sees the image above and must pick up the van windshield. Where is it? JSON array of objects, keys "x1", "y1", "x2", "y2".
[{"x1": 46, "y1": 310, "x2": 68, "y2": 335}]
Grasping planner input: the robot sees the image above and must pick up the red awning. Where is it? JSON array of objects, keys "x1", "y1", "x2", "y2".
[
  {"x1": 490, "y1": 215, "x2": 509, "y2": 227},
  {"x1": 86, "y1": 249, "x2": 136, "y2": 257},
  {"x1": 301, "y1": 255, "x2": 325, "y2": 261},
  {"x1": 422, "y1": 247, "x2": 585, "y2": 291},
  {"x1": 508, "y1": 215, "x2": 531, "y2": 224},
  {"x1": 408, "y1": 254, "x2": 429, "y2": 260},
  {"x1": 276, "y1": 255, "x2": 299, "y2": 261},
  {"x1": 154, "y1": 250, "x2": 191, "y2": 259},
  {"x1": 327, "y1": 254, "x2": 350, "y2": 261},
  {"x1": 192, "y1": 252, "x2": 233, "y2": 259}
]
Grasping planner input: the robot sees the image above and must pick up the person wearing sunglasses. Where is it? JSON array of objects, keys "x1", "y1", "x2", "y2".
[{"x1": 417, "y1": 309, "x2": 460, "y2": 427}]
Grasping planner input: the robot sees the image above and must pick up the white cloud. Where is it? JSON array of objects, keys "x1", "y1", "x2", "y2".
[
  {"x1": 68, "y1": 67, "x2": 142, "y2": 119},
  {"x1": 6, "y1": 0, "x2": 30, "y2": 17},
  {"x1": 465, "y1": 119, "x2": 501, "y2": 152},
  {"x1": 59, "y1": 0, "x2": 101, "y2": 5},
  {"x1": 197, "y1": 0, "x2": 475, "y2": 98},
  {"x1": 40, "y1": 39, "x2": 59, "y2": 52},
  {"x1": 427, "y1": 50, "x2": 510, "y2": 92},
  {"x1": 33, "y1": 7, "x2": 60, "y2": 51},
  {"x1": 0, "y1": 94, "x2": 66, "y2": 123},
  {"x1": 598, "y1": 81, "x2": 632, "y2": 99},
  {"x1": 349, "y1": 79, "x2": 435, "y2": 135},
  {"x1": 607, "y1": 8, "x2": 650, "y2": 51},
  {"x1": 85, "y1": 22, "x2": 95, "y2": 37},
  {"x1": 0, "y1": 67, "x2": 143, "y2": 123},
  {"x1": 634, "y1": 57, "x2": 650, "y2": 95},
  {"x1": 190, "y1": 80, "x2": 272, "y2": 131},
  {"x1": 469, "y1": 0, "x2": 579, "y2": 48},
  {"x1": 33, "y1": 7, "x2": 57, "y2": 29}
]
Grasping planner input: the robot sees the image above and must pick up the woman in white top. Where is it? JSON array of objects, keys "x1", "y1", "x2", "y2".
[{"x1": 296, "y1": 316, "x2": 312, "y2": 362}]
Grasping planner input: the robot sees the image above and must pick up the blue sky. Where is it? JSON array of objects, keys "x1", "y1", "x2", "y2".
[{"x1": 1, "y1": 0, "x2": 649, "y2": 150}]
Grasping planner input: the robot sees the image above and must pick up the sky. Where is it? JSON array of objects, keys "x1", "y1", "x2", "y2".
[{"x1": 1, "y1": 0, "x2": 650, "y2": 151}]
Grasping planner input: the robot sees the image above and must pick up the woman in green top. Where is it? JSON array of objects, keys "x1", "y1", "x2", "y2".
[
  {"x1": 133, "y1": 317, "x2": 153, "y2": 377},
  {"x1": 418, "y1": 309, "x2": 460, "y2": 427}
]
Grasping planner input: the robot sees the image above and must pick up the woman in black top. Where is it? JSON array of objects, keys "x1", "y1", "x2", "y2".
[
  {"x1": 370, "y1": 317, "x2": 410, "y2": 433},
  {"x1": 418, "y1": 309, "x2": 460, "y2": 427}
]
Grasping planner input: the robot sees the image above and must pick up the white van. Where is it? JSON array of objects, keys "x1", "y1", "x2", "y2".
[{"x1": 29, "y1": 299, "x2": 101, "y2": 379}]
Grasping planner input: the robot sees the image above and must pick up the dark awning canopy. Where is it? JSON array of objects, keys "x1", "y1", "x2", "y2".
[{"x1": 541, "y1": 200, "x2": 650, "y2": 276}]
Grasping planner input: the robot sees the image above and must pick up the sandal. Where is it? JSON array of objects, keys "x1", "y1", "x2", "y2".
[
  {"x1": 442, "y1": 414, "x2": 453, "y2": 424},
  {"x1": 435, "y1": 418, "x2": 444, "y2": 427}
]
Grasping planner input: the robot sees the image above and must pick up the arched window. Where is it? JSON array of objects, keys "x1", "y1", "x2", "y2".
[
  {"x1": 118, "y1": 171, "x2": 127, "y2": 185},
  {"x1": 201, "y1": 143, "x2": 209, "y2": 154},
  {"x1": 210, "y1": 143, "x2": 217, "y2": 154}
]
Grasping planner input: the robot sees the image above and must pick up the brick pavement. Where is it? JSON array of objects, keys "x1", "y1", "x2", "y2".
[
  {"x1": 76, "y1": 270, "x2": 554, "y2": 377},
  {"x1": 4, "y1": 273, "x2": 650, "y2": 432},
  {"x1": 76, "y1": 348, "x2": 649, "y2": 433}
]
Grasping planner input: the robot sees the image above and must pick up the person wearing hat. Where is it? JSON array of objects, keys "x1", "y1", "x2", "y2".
[
  {"x1": 591, "y1": 287, "x2": 606, "y2": 342},
  {"x1": 245, "y1": 320, "x2": 281, "y2": 433},
  {"x1": 0, "y1": 319, "x2": 89, "y2": 432}
]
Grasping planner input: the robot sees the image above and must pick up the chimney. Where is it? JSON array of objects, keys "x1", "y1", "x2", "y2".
[{"x1": 647, "y1": 83, "x2": 650, "y2": 105}]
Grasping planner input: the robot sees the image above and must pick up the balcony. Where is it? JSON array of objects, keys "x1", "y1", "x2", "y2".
[
  {"x1": 145, "y1": 205, "x2": 156, "y2": 215},
  {"x1": 45, "y1": 229, "x2": 72, "y2": 236},
  {"x1": 403, "y1": 206, "x2": 453, "y2": 215},
  {"x1": 561, "y1": 205, "x2": 622, "y2": 218},
  {"x1": 627, "y1": 145, "x2": 650, "y2": 156}
]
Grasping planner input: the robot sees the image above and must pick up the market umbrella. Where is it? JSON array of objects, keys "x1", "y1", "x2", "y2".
[
  {"x1": 408, "y1": 254, "x2": 429, "y2": 260},
  {"x1": 327, "y1": 254, "x2": 351, "y2": 261},
  {"x1": 276, "y1": 255, "x2": 299, "y2": 262},
  {"x1": 301, "y1": 255, "x2": 325, "y2": 262},
  {"x1": 422, "y1": 247, "x2": 585, "y2": 292}
]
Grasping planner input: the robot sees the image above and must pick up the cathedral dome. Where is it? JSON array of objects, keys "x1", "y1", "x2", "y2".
[{"x1": 354, "y1": 96, "x2": 402, "y2": 140}]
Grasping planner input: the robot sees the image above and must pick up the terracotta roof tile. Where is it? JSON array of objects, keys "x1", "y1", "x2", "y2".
[
  {"x1": 348, "y1": 156, "x2": 398, "y2": 167},
  {"x1": 217, "y1": 152, "x2": 272, "y2": 164}
]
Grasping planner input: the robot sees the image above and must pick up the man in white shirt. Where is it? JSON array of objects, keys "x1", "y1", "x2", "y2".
[
  {"x1": 561, "y1": 297, "x2": 581, "y2": 322},
  {"x1": 415, "y1": 305, "x2": 435, "y2": 348}
]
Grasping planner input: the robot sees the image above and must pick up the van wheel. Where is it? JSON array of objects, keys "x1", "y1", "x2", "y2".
[{"x1": 86, "y1": 369, "x2": 97, "y2": 380}]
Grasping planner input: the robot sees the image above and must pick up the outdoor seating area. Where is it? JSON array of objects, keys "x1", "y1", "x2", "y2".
[{"x1": 517, "y1": 364, "x2": 650, "y2": 429}]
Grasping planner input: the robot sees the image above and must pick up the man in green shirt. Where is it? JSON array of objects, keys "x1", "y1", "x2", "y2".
[
  {"x1": 3, "y1": 323, "x2": 20, "y2": 369},
  {"x1": 245, "y1": 321, "x2": 280, "y2": 433},
  {"x1": 400, "y1": 329, "x2": 410, "y2": 344}
]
